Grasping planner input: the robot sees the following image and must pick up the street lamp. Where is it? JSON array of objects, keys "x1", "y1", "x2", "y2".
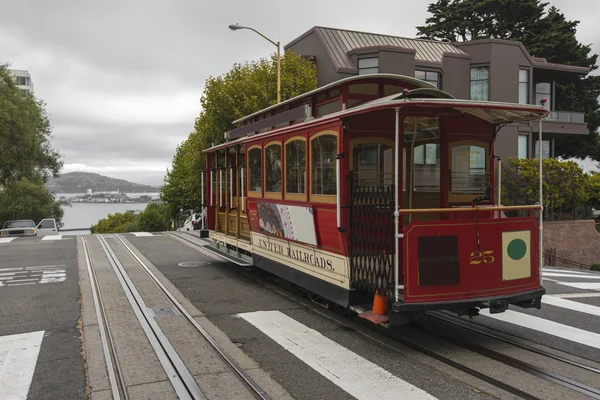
[{"x1": 229, "y1": 23, "x2": 281, "y2": 103}]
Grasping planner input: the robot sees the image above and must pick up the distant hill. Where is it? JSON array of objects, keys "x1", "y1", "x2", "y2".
[{"x1": 46, "y1": 172, "x2": 160, "y2": 193}]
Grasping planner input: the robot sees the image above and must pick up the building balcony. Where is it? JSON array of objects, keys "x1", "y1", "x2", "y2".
[
  {"x1": 532, "y1": 110, "x2": 588, "y2": 136},
  {"x1": 544, "y1": 111, "x2": 586, "y2": 124}
]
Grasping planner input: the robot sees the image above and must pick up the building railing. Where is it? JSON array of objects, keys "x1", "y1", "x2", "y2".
[{"x1": 543, "y1": 111, "x2": 585, "y2": 124}]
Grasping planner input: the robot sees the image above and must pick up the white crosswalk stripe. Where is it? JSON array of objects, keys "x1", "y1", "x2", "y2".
[
  {"x1": 240, "y1": 310, "x2": 437, "y2": 400},
  {"x1": 0, "y1": 330, "x2": 44, "y2": 400}
]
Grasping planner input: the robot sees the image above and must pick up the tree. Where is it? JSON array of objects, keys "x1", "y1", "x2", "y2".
[
  {"x1": 502, "y1": 158, "x2": 589, "y2": 214},
  {"x1": 0, "y1": 178, "x2": 66, "y2": 227},
  {"x1": 137, "y1": 203, "x2": 171, "y2": 232},
  {"x1": 0, "y1": 64, "x2": 62, "y2": 185},
  {"x1": 417, "y1": 1, "x2": 600, "y2": 160},
  {"x1": 161, "y1": 51, "x2": 317, "y2": 220},
  {"x1": 0, "y1": 63, "x2": 65, "y2": 226}
]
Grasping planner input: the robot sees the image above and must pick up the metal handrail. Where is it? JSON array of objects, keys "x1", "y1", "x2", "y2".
[
  {"x1": 544, "y1": 250, "x2": 590, "y2": 270},
  {"x1": 398, "y1": 205, "x2": 541, "y2": 214}
]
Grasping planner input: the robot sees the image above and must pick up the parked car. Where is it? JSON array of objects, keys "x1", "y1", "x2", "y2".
[
  {"x1": 37, "y1": 218, "x2": 59, "y2": 237},
  {"x1": 0, "y1": 220, "x2": 37, "y2": 237},
  {"x1": 177, "y1": 211, "x2": 206, "y2": 232}
]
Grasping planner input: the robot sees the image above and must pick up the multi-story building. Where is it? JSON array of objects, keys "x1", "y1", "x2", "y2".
[
  {"x1": 9, "y1": 69, "x2": 34, "y2": 95},
  {"x1": 285, "y1": 26, "x2": 590, "y2": 161}
]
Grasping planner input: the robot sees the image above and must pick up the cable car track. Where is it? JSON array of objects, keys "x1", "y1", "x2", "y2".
[
  {"x1": 81, "y1": 237, "x2": 129, "y2": 400},
  {"x1": 409, "y1": 316, "x2": 600, "y2": 399},
  {"x1": 170, "y1": 231, "x2": 600, "y2": 400},
  {"x1": 86, "y1": 234, "x2": 269, "y2": 400}
]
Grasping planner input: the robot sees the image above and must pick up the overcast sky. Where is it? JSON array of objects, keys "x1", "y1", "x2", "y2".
[{"x1": 2, "y1": 0, "x2": 599, "y2": 186}]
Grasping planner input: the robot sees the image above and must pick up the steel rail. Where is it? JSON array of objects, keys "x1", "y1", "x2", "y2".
[
  {"x1": 429, "y1": 312, "x2": 600, "y2": 375},
  {"x1": 114, "y1": 234, "x2": 270, "y2": 400},
  {"x1": 97, "y1": 235, "x2": 205, "y2": 400},
  {"x1": 81, "y1": 237, "x2": 128, "y2": 400},
  {"x1": 168, "y1": 232, "x2": 541, "y2": 400},
  {"x1": 350, "y1": 317, "x2": 542, "y2": 400},
  {"x1": 412, "y1": 315, "x2": 600, "y2": 399}
]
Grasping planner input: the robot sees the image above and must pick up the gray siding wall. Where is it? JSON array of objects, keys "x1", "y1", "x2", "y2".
[
  {"x1": 378, "y1": 49, "x2": 416, "y2": 76},
  {"x1": 442, "y1": 53, "x2": 471, "y2": 99},
  {"x1": 285, "y1": 31, "x2": 351, "y2": 86}
]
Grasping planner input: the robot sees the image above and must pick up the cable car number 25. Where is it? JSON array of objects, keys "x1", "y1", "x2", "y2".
[{"x1": 470, "y1": 250, "x2": 495, "y2": 264}]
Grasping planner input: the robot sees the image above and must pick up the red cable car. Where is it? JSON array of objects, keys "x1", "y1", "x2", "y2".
[{"x1": 201, "y1": 74, "x2": 547, "y2": 326}]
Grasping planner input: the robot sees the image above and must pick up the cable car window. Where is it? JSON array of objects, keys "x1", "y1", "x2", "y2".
[
  {"x1": 265, "y1": 143, "x2": 282, "y2": 193},
  {"x1": 414, "y1": 143, "x2": 440, "y2": 192},
  {"x1": 311, "y1": 134, "x2": 337, "y2": 197},
  {"x1": 450, "y1": 144, "x2": 487, "y2": 194},
  {"x1": 248, "y1": 147, "x2": 262, "y2": 193},
  {"x1": 286, "y1": 140, "x2": 306, "y2": 194},
  {"x1": 353, "y1": 143, "x2": 393, "y2": 186}
]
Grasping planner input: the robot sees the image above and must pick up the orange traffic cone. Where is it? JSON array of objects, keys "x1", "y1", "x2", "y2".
[{"x1": 372, "y1": 289, "x2": 388, "y2": 315}]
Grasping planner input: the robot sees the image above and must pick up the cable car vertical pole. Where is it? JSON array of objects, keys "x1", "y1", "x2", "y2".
[
  {"x1": 539, "y1": 108, "x2": 544, "y2": 282},
  {"x1": 201, "y1": 170, "x2": 205, "y2": 230},
  {"x1": 498, "y1": 158, "x2": 502, "y2": 207},
  {"x1": 394, "y1": 108, "x2": 400, "y2": 303},
  {"x1": 241, "y1": 167, "x2": 245, "y2": 213}
]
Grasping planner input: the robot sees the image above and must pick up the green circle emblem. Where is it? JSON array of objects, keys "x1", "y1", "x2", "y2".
[{"x1": 507, "y1": 239, "x2": 527, "y2": 260}]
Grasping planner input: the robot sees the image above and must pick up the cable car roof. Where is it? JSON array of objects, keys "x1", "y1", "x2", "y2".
[
  {"x1": 232, "y1": 73, "x2": 438, "y2": 125},
  {"x1": 205, "y1": 93, "x2": 549, "y2": 153}
]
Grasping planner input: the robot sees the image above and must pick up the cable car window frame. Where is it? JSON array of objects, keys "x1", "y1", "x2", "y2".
[
  {"x1": 284, "y1": 136, "x2": 307, "y2": 201},
  {"x1": 264, "y1": 141, "x2": 282, "y2": 199},
  {"x1": 448, "y1": 139, "x2": 490, "y2": 203},
  {"x1": 247, "y1": 145, "x2": 262, "y2": 197},
  {"x1": 310, "y1": 130, "x2": 338, "y2": 204}
]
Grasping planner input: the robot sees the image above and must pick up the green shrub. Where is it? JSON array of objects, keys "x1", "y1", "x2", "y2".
[
  {"x1": 90, "y1": 212, "x2": 139, "y2": 234},
  {"x1": 590, "y1": 263, "x2": 600, "y2": 271}
]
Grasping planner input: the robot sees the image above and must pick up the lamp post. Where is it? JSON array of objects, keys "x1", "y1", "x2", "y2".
[{"x1": 229, "y1": 23, "x2": 281, "y2": 103}]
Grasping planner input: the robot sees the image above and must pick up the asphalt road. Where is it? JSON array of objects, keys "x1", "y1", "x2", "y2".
[
  {"x1": 126, "y1": 233, "x2": 494, "y2": 400},
  {"x1": 0, "y1": 236, "x2": 85, "y2": 400}
]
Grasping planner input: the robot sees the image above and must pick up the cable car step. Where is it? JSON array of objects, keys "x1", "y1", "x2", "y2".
[{"x1": 202, "y1": 243, "x2": 254, "y2": 267}]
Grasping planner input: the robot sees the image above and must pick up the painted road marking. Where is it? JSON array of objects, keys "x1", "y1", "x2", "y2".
[
  {"x1": 543, "y1": 272, "x2": 600, "y2": 280},
  {"x1": 550, "y1": 293, "x2": 600, "y2": 299},
  {"x1": 131, "y1": 232, "x2": 154, "y2": 237},
  {"x1": 480, "y1": 309, "x2": 600, "y2": 349},
  {"x1": 543, "y1": 268, "x2": 591, "y2": 274},
  {"x1": 0, "y1": 265, "x2": 66, "y2": 287},
  {"x1": 542, "y1": 296, "x2": 600, "y2": 317},
  {"x1": 41, "y1": 235, "x2": 62, "y2": 241},
  {"x1": 239, "y1": 310, "x2": 437, "y2": 400},
  {"x1": 0, "y1": 238, "x2": 15, "y2": 244},
  {"x1": 0, "y1": 330, "x2": 44, "y2": 400},
  {"x1": 555, "y1": 282, "x2": 600, "y2": 291}
]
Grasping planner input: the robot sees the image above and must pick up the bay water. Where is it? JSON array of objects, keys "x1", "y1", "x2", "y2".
[{"x1": 57, "y1": 193, "x2": 160, "y2": 234}]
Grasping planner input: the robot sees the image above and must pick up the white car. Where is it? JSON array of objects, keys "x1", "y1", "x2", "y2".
[
  {"x1": 179, "y1": 211, "x2": 206, "y2": 232},
  {"x1": 36, "y1": 218, "x2": 59, "y2": 237},
  {"x1": 0, "y1": 220, "x2": 37, "y2": 237}
]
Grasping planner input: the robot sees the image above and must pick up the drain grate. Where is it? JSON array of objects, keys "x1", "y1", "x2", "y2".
[
  {"x1": 148, "y1": 307, "x2": 179, "y2": 317},
  {"x1": 178, "y1": 260, "x2": 210, "y2": 268}
]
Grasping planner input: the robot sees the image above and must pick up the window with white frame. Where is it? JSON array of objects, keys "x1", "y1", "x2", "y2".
[
  {"x1": 518, "y1": 135, "x2": 528, "y2": 158},
  {"x1": 470, "y1": 67, "x2": 489, "y2": 101},
  {"x1": 358, "y1": 58, "x2": 378, "y2": 75},
  {"x1": 519, "y1": 69, "x2": 529, "y2": 105}
]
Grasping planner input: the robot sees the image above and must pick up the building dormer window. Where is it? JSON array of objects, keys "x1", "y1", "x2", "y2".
[
  {"x1": 358, "y1": 58, "x2": 378, "y2": 75},
  {"x1": 470, "y1": 67, "x2": 489, "y2": 101},
  {"x1": 415, "y1": 70, "x2": 441, "y2": 89},
  {"x1": 519, "y1": 69, "x2": 529, "y2": 104}
]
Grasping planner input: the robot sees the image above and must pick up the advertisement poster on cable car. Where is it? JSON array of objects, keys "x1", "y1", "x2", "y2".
[{"x1": 256, "y1": 202, "x2": 318, "y2": 246}]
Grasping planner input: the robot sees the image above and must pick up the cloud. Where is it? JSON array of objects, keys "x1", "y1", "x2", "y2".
[{"x1": 1, "y1": 0, "x2": 598, "y2": 186}]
